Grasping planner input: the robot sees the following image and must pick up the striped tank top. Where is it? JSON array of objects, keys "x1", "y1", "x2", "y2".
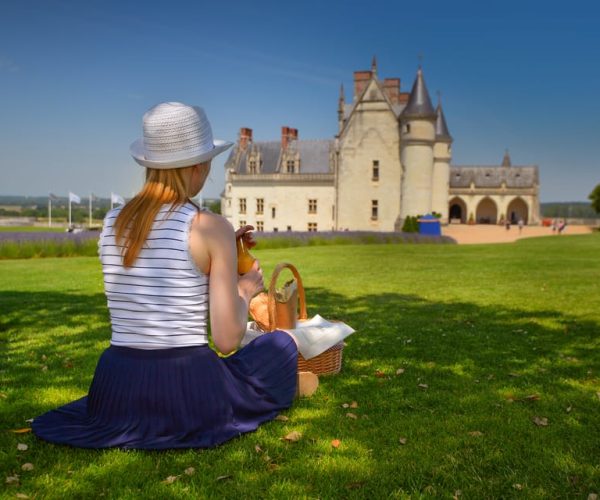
[{"x1": 99, "y1": 201, "x2": 209, "y2": 349}]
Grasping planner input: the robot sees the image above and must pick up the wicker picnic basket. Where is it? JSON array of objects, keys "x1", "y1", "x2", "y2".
[{"x1": 267, "y1": 263, "x2": 344, "y2": 376}]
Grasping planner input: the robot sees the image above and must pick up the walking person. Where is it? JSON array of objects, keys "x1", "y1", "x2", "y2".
[{"x1": 33, "y1": 102, "x2": 317, "y2": 450}]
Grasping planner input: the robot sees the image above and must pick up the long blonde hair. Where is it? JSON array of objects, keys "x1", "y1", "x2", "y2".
[{"x1": 114, "y1": 166, "x2": 195, "y2": 267}]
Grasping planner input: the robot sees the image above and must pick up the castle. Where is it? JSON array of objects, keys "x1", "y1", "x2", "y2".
[{"x1": 221, "y1": 59, "x2": 540, "y2": 232}]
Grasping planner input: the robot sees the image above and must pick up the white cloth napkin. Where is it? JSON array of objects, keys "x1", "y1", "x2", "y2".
[{"x1": 241, "y1": 314, "x2": 355, "y2": 360}]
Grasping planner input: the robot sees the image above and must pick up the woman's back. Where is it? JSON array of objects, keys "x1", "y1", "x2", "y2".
[{"x1": 100, "y1": 201, "x2": 209, "y2": 349}]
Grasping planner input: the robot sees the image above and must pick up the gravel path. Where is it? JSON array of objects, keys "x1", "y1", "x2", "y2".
[{"x1": 442, "y1": 224, "x2": 593, "y2": 244}]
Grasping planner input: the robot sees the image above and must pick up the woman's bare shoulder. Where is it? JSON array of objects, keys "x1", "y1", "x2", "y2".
[{"x1": 193, "y1": 211, "x2": 234, "y2": 239}]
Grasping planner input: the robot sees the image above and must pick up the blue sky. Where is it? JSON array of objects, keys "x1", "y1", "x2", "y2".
[{"x1": 1, "y1": 0, "x2": 599, "y2": 202}]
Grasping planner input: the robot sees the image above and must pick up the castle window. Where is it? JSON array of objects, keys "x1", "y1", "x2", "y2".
[
  {"x1": 372, "y1": 160, "x2": 380, "y2": 181},
  {"x1": 273, "y1": 227, "x2": 278, "y2": 232},
  {"x1": 249, "y1": 159, "x2": 257, "y2": 174},
  {"x1": 287, "y1": 225, "x2": 292, "y2": 231},
  {"x1": 308, "y1": 222, "x2": 317, "y2": 232},
  {"x1": 371, "y1": 200, "x2": 379, "y2": 220},
  {"x1": 256, "y1": 198, "x2": 264, "y2": 214},
  {"x1": 239, "y1": 220, "x2": 246, "y2": 227},
  {"x1": 403, "y1": 124, "x2": 411, "y2": 134},
  {"x1": 239, "y1": 198, "x2": 246, "y2": 214},
  {"x1": 272, "y1": 207, "x2": 276, "y2": 218},
  {"x1": 286, "y1": 160, "x2": 295, "y2": 173},
  {"x1": 308, "y1": 199, "x2": 317, "y2": 214},
  {"x1": 256, "y1": 221, "x2": 264, "y2": 232}
]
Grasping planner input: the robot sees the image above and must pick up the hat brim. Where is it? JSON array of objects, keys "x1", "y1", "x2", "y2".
[{"x1": 130, "y1": 139, "x2": 233, "y2": 169}]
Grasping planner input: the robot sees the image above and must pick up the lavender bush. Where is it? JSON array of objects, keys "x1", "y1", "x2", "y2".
[{"x1": 0, "y1": 230, "x2": 454, "y2": 260}]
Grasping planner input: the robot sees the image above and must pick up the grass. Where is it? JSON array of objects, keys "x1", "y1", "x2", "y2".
[{"x1": 1, "y1": 234, "x2": 600, "y2": 498}]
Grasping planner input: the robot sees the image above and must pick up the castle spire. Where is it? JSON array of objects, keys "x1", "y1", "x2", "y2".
[
  {"x1": 401, "y1": 66, "x2": 436, "y2": 120},
  {"x1": 502, "y1": 149, "x2": 512, "y2": 167},
  {"x1": 371, "y1": 55, "x2": 378, "y2": 76},
  {"x1": 435, "y1": 92, "x2": 452, "y2": 142}
]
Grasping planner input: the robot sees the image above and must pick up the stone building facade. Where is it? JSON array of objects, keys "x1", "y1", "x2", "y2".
[{"x1": 221, "y1": 60, "x2": 540, "y2": 231}]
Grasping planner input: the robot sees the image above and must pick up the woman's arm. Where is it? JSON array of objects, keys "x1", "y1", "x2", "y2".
[{"x1": 192, "y1": 213, "x2": 263, "y2": 354}]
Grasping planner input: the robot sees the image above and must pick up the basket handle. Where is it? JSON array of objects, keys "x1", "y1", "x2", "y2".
[{"x1": 267, "y1": 262, "x2": 308, "y2": 328}]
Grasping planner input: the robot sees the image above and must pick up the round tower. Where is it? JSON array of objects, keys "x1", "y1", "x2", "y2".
[
  {"x1": 399, "y1": 66, "x2": 437, "y2": 224},
  {"x1": 432, "y1": 94, "x2": 453, "y2": 223}
]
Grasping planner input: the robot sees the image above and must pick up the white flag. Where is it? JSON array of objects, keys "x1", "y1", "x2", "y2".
[
  {"x1": 69, "y1": 192, "x2": 81, "y2": 204},
  {"x1": 111, "y1": 192, "x2": 125, "y2": 205}
]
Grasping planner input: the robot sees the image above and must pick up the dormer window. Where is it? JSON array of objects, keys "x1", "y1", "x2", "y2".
[
  {"x1": 286, "y1": 160, "x2": 295, "y2": 173},
  {"x1": 248, "y1": 159, "x2": 257, "y2": 174}
]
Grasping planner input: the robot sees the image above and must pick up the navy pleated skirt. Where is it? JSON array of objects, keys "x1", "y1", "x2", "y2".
[{"x1": 32, "y1": 331, "x2": 298, "y2": 450}]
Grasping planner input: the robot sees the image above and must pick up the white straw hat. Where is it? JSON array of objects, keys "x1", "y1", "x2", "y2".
[{"x1": 130, "y1": 102, "x2": 233, "y2": 169}]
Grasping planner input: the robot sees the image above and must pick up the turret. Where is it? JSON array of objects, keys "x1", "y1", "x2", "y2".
[
  {"x1": 398, "y1": 66, "x2": 437, "y2": 224},
  {"x1": 431, "y1": 93, "x2": 453, "y2": 223}
]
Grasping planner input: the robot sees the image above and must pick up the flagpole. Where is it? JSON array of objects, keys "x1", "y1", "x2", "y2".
[
  {"x1": 48, "y1": 198, "x2": 52, "y2": 228},
  {"x1": 68, "y1": 198, "x2": 72, "y2": 227},
  {"x1": 89, "y1": 193, "x2": 92, "y2": 227},
  {"x1": 110, "y1": 192, "x2": 113, "y2": 210}
]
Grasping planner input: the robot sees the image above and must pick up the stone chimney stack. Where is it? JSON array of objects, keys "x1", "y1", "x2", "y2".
[
  {"x1": 353, "y1": 70, "x2": 372, "y2": 100},
  {"x1": 239, "y1": 127, "x2": 253, "y2": 149},
  {"x1": 383, "y1": 78, "x2": 400, "y2": 104},
  {"x1": 281, "y1": 126, "x2": 290, "y2": 149}
]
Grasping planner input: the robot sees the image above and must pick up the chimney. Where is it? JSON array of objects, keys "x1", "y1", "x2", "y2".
[
  {"x1": 289, "y1": 128, "x2": 298, "y2": 141},
  {"x1": 239, "y1": 127, "x2": 253, "y2": 149},
  {"x1": 399, "y1": 92, "x2": 410, "y2": 104},
  {"x1": 383, "y1": 78, "x2": 400, "y2": 104},
  {"x1": 353, "y1": 70, "x2": 372, "y2": 100},
  {"x1": 281, "y1": 126, "x2": 290, "y2": 149}
]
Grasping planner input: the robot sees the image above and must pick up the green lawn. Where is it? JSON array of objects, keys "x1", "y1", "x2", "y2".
[{"x1": 1, "y1": 235, "x2": 599, "y2": 499}]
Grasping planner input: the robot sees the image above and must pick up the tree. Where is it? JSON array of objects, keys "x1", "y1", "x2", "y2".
[{"x1": 589, "y1": 184, "x2": 600, "y2": 214}]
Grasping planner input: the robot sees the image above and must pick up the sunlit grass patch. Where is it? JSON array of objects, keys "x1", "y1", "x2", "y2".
[{"x1": 1, "y1": 234, "x2": 599, "y2": 498}]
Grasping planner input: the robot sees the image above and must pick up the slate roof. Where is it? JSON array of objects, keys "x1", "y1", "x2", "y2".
[
  {"x1": 401, "y1": 67, "x2": 436, "y2": 120},
  {"x1": 435, "y1": 103, "x2": 452, "y2": 142},
  {"x1": 225, "y1": 139, "x2": 333, "y2": 174},
  {"x1": 449, "y1": 166, "x2": 538, "y2": 188}
]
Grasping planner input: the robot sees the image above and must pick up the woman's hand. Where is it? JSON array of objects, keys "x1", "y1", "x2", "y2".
[
  {"x1": 235, "y1": 225, "x2": 257, "y2": 249},
  {"x1": 237, "y1": 259, "x2": 264, "y2": 303}
]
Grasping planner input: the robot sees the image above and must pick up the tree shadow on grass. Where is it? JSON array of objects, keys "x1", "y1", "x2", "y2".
[{"x1": 2, "y1": 288, "x2": 599, "y2": 498}]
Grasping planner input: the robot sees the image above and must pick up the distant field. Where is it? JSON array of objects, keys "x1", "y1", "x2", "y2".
[
  {"x1": 0, "y1": 226, "x2": 65, "y2": 232},
  {"x1": 1, "y1": 234, "x2": 599, "y2": 498}
]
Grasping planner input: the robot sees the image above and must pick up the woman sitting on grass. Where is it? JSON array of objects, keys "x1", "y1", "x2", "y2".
[{"x1": 32, "y1": 102, "x2": 317, "y2": 449}]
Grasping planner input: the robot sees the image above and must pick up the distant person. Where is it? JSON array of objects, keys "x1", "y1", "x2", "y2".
[
  {"x1": 32, "y1": 102, "x2": 318, "y2": 450},
  {"x1": 518, "y1": 218, "x2": 524, "y2": 234},
  {"x1": 551, "y1": 219, "x2": 558, "y2": 234},
  {"x1": 505, "y1": 220, "x2": 511, "y2": 231},
  {"x1": 558, "y1": 220, "x2": 567, "y2": 234}
]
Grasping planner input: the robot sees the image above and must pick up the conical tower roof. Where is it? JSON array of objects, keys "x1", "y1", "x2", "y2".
[
  {"x1": 435, "y1": 100, "x2": 452, "y2": 143},
  {"x1": 401, "y1": 67, "x2": 436, "y2": 120},
  {"x1": 502, "y1": 149, "x2": 512, "y2": 167}
]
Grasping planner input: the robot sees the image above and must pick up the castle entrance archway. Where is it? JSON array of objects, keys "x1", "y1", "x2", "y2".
[
  {"x1": 506, "y1": 197, "x2": 529, "y2": 224},
  {"x1": 476, "y1": 197, "x2": 497, "y2": 224},
  {"x1": 449, "y1": 197, "x2": 467, "y2": 223}
]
